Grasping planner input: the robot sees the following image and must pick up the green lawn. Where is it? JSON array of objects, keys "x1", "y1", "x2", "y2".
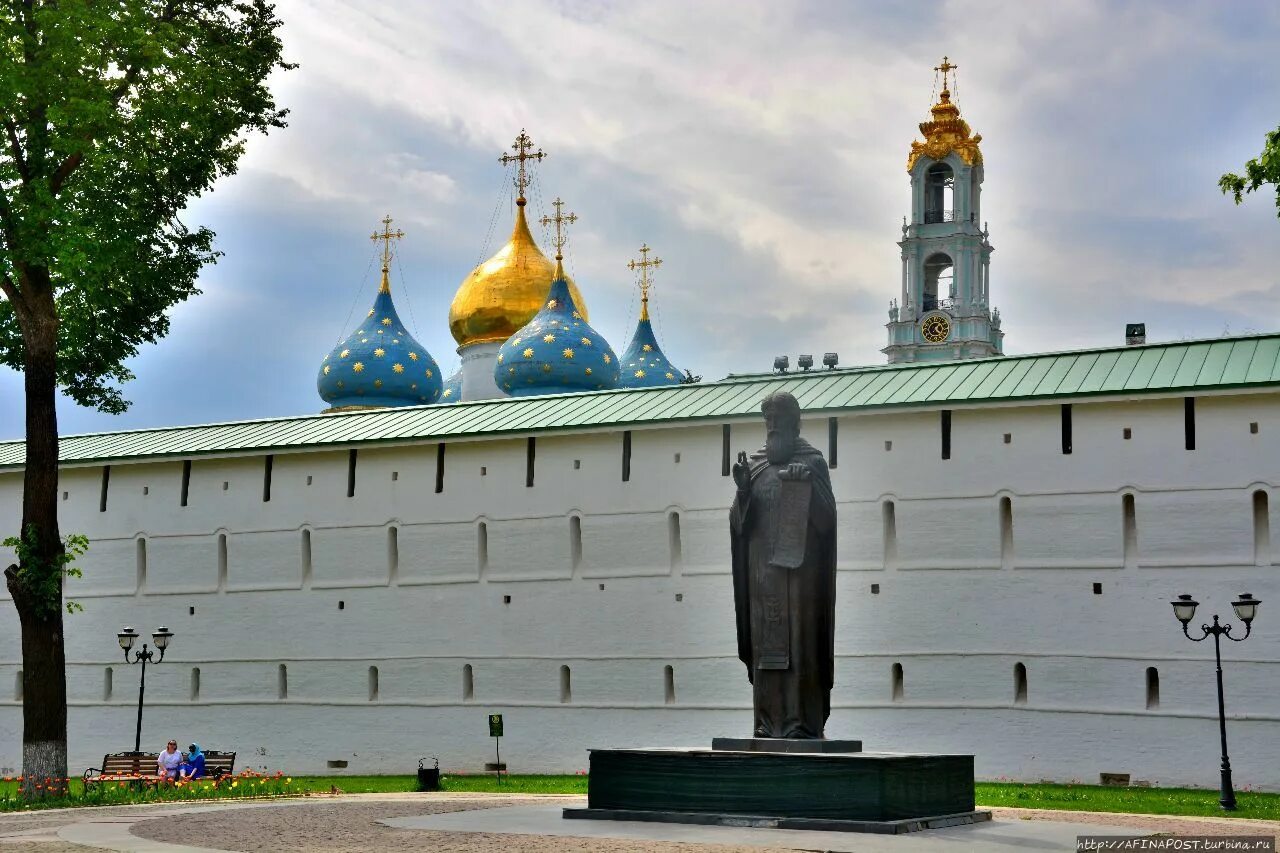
[
  {"x1": 975, "y1": 781, "x2": 1280, "y2": 821},
  {"x1": 2, "y1": 774, "x2": 1277, "y2": 820}
]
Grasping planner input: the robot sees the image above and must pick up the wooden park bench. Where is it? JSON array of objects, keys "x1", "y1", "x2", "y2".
[
  {"x1": 84, "y1": 749, "x2": 236, "y2": 785},
  {"x1": 83, "y1": 751, "x2": 158, "y2": 786}
]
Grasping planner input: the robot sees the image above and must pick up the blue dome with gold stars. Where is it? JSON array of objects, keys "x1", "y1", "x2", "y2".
[
  {"x1": 618, "y1": 296, "x2": 682, "y2": 388},
  {"x1": 317, "y1": 267, "x2": 442, "y2": 411},
  {"x1": 494, "y1": 266, "x2": 620, "y2": 396},
  {"x1": 439, "y1": 368, "x2": 463, "y2": 404}
]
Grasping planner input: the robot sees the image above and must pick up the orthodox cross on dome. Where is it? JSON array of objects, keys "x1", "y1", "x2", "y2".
[
  {"x1": 934, "y1": 56, "x2": 957, "y2": 94},
  {"x1": 539, "y1": 197, "x2": 577, "y2": 261},
  {"x1": 370, "y1": 214, "x2": 404, "y2": 293},
  {"x1": 628, "y1": 243, "x2": 663, "y2": 318},
  {"x1": 499, "y1": 129, "x2": 546, "y2": 205}
]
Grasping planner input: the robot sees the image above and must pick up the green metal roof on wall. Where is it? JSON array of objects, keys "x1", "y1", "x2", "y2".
[{"x1": 2, "y1": 333, "x2": 1279, "y2": 470}]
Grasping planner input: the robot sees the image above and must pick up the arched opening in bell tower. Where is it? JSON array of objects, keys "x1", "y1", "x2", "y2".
[
  {"x1": 923, "y1": 252, "x2": 954, "y2": 311},
  {"x1": 924, "y1": 162, "x2": 954, "y2": 223}
]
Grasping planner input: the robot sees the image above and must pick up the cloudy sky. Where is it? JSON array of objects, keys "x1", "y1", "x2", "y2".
[{"x1": 2, "y1": 0, "x2": 1279, "y2": 439}]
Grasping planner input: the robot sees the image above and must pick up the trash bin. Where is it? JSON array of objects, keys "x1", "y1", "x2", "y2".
[{"x1": 417, "y1": 756, "x2": 440, "y2": 792}]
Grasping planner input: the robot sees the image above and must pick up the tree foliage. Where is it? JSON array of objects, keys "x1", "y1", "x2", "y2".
[
  {"x1": 2, "y1": 525, "x2": 85, "y2": 616},
  {"x1": 1220, "y1": 126, "x2": 1280, "y2": 218},
  {"x1": 0, "y1": 0, "x2": 295, "y2": 411},
  {"x1": 0, "y1": 0, "x2": 293, "y2": 798}
]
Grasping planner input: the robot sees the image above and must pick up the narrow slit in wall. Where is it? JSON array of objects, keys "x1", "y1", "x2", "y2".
[
  {"x1": 368, "y1": 666, "x2": 379, "y2": 701},
  {"x1": 668, "y1": 512, "x2": 683, "y2": 572},
  {"x1": 180, "y1": 460, "x2": 191, "y2": 507},
  {"x1": 882, "y1": 501, "x2": 898, "y2": 568},
  {"x1": 104, "y1": 667, "x2": 113, "y2": 702},
  {"x1": 217, "y1": 533, "x2": 228, "y2": 590},
  {"x1": 663, "y1": 665, "x2": 675, "y2": 704},
  {"x1": 435, "y1": 444, "x2": 446, "y2": 493},
  {"x1": 526, "y1": 437, "x2": 536, "y2": 488},
  {"x1": 1145, "y1": 666, "x2": 1159, "y2": 710},
  {"x1": 262, "y1": 455, "x2": 274, "y2": 502},
  {"x1": 721, "y1": 424, "x2": 731, "y2": 476},
  {"x1": 1184, "y1": 397, "x2": 1196, "y2": 450},
  {"x1": 940, "y1": 410, "x2": 952, "y2": 460},
  {"x1": 559, "y1": 665, "x2": 571, "y2": 703},
  {"x1": 828, "y1": 417, "x2": 839, "y2": 469},
  {"x1": 463, "y1": 664, "x2": 474, "y2": 701},
  {"x1": 301, "y1": 529, "x2": 313, "y2": 587},
  {"x1": 621, "y1": 430, "x2": 632, "y2": 482},
  {"x1": 1061, "y1": 404, "x2": 1073, "y2": 455},
  {"x1": 1254, "y1": 490, "x2": 1270, "y2": 565},
  {"x1": 387, "y1": 527, "x2": 399, "y2": 584},
  {"x1": 569, "y1": 516, "x2": 583, "y2": 571},
  {"x1": 190, "y1": 667, "x2": 201, "y2": 701},
  {"x1": 999, "y1": 497, "x2": 1014, "y2": 569},
  {"x1": 891, "y1": 662, "x2": 904, "y2": 701},
  {"x1": 14, "y1": 670, "x2": 21, "y2": 701},
  {"x1": 477, "y1": 522, "x2": 489, "y2": 575},
  {"x1": 1122, "y1": 494, "x2": 1138, "y2": 567},
  {"x1": 1014, "y1": 662, "x2": 1028, "y2": 704},
  {"x1": 277, "y1": 664, "x2": 287, "y2": 700},
  {"x1": 136, "y1": 538, "x2": 148, "y2": 593},
  {"x1": 99, "y1": 465, "x2": 111, "y2": 512},
  {"x1": 347, "y1": 449, "x2": 358, "y2": 497}
]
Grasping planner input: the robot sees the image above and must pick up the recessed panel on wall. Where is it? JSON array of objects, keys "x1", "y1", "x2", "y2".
[
  {"x1": 228, "y1": 530, "x2": 302, "y2": 591},
  {"x1": 399, "y1": 522, "x2": 481, "y2": 584},
  {"x1": 1015, "y1": 494, "x2": 1123, "y2": 569},
  {"x1": 67, "y1": 537, "x2": 139, "y2": 596},
  {"x1": 680, "y1": 508, "x2": 731, "y2": 575},
  {"x1": 895, "y1": 498, "x2": 1000, "y2": 570},
  {"x1": 1136, "y1": 490, "x2": 1254, "y2": 568},
  {"x1": 147, "y1": 534, "x2": 219, "y2": 593},
  {"x1": 310, "y1": 526, "x2": 390, "y2": 587},
  {"x1": 837, "y1": 501, "x2": 885, "y2": 570},
  {"x1": 486, "y1": 517, "x2": 572, "y2": 581},
  {"x1": 579, "y1": 512, "x2": 668, "y2": 578}
]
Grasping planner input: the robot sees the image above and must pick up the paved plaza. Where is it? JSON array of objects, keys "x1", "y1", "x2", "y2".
[{"x1": 0, "y1": 794, "x2": 1275, "y2": 853}]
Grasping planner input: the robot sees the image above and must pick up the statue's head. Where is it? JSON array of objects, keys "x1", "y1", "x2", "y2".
[{"x1": 762, "y1": 391, "x2": 801, "y2": 465}]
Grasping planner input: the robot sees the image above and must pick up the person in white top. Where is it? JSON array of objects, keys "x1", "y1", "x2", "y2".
[{"x1": 157, "y1": 739, "x2": 182, "y2": 780}]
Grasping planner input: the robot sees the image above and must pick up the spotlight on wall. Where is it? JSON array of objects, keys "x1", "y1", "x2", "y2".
[
  {"x1": 798, "y1": 354, "x2": 814, "y2": 371},
  {"x1": 773, "y1": 355, "x2": 789, "y2": 374},
  {"x1": 823, "y1": 353, "x2": 839, "y2": 369}
]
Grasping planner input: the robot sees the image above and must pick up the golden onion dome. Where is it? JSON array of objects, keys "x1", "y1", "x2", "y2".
[{"x1": 449, "y1": 201, "x2": 589, "y2": 347}]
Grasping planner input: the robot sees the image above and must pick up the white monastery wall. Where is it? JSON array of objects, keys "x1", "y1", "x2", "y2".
[{"x1": 0, "y1": 391, "x2": 1278, "y2": 788}]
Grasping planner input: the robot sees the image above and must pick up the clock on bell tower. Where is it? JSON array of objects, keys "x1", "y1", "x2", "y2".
[{"x1": 884, "y1": 57, "x2": 1004, "y2": 364}]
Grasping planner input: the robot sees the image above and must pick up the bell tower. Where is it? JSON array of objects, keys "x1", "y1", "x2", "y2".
[{"x1": 884, "y1": 58, "x2": 1003, "y2": 363}]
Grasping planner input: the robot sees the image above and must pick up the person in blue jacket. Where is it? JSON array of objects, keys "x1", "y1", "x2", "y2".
[{"x1": 178, "y1": 743, "x2": 206, "y2": 780}]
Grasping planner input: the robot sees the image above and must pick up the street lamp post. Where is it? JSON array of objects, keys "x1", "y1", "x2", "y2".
[
  {"x1": 117, "y1": 626, "x2": 174, "y2": 755},
  {"x1": 1171, "y1": 593, "x2": 1261, "y2": 811}
]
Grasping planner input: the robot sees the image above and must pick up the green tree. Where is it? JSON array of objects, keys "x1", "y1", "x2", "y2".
[
  {"x1": 1220, "y1": 125, "x2": 1280, "y2": 217},
  {"x1": 0, "y1": 0, "x2": 292, "y2": 796}
]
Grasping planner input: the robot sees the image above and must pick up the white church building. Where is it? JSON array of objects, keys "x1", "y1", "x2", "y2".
[{"x1": 1, "y1": 64, "x2": 1278, "y2": 788}]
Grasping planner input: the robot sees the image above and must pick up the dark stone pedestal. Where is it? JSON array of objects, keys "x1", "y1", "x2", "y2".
[
  {"x1": 562, "y1": 747, "x2": 988, "y2": 834},
  {"x1": 711, "y1": 737, "x2": 862, "y2": 753}
]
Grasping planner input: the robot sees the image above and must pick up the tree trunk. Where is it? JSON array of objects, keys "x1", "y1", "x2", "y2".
[{"x1": 4, "y1": 296, "x2": 69, "y2": 799}]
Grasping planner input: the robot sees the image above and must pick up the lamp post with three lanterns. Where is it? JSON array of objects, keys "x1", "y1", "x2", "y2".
[
  {"x1": 1171, "y1": 593, "x2": 1260, "y2": 811},
  {"x1": 116, "y1": 626, "x2": 174, "y2": 755}
]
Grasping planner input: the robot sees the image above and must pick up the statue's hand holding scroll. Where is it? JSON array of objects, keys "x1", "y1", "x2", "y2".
[{"x1": 778, "y1": 462, "x2": 811, "y2": 481}]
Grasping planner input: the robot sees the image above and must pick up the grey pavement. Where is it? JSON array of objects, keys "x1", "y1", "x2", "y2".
[{"x1": 381, "y1": 803, "x2": 1128, "y2": 852}]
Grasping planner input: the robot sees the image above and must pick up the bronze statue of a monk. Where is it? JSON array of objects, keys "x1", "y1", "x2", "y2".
[{"x1": 729, "y1": 391, "x2": 837, "y2": 739}]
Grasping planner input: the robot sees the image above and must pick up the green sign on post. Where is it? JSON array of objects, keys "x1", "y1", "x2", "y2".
[{"x1": 489, "y1": 713, "x2": 504, "y2": 785}]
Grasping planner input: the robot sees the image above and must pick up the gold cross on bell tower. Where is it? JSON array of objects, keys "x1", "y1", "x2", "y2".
[
  {"x1": 628, "y1": 243, "x2": 663, "y2": 319},
  {"x1": 370, "y1": 214, "x2": 404, "y2": 293},
  {"x1": 499, "y1": 129, "x2": 546, "y2": 205},
  {"x1": 540, "y1": 197, "x2": 577, "y2": 261},
  {"x1": 935, "y1": 56, "x2": 957, "y2": 93}
]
